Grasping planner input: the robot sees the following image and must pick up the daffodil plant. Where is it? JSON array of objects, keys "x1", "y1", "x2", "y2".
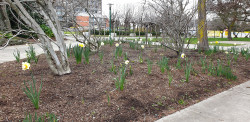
[
  {"x1": 25, "y1": 45, "x2": 39, "y2": 64},
  {"x1": 73, "y1": 44, "x2": 84, "y2": 64},
  {"x1": 147, "y1": 59, "x2": 153, "y2": 74},
  {"x1": 13, "y1": 49, "x2": 20, "y2": 62},
  {"x1": 23, "y1": 75, "x2": 42, "y2": 109},
  {"x1": 115, "y1": 60, "x2": 129, "y2": 91}
]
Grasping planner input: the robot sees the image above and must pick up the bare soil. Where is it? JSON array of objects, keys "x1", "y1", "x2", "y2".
[{"x1": 0, "y1": 43, "x2": 249, "y2": 121}]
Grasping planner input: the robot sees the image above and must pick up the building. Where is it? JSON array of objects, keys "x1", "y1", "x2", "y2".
[
  {"x1": 55, "y1": 0, "x2": 105, "y2": 28},
  {"x1": 76, "y1": 12, "x2": 109, "y2": 30}
]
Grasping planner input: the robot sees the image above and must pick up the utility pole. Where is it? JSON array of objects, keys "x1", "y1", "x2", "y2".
[{"x1": 108, "y1": 3, "x2": 113, "y2": 41}]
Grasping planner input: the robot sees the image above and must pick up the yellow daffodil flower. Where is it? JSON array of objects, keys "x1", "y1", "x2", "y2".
[
  {"x1": 22, "y1": 62, "x2": 30, "y2": 70},
  {"x1": 78, "y1": 43, "x2": 85, "y2": 47},
  {"x1": 181, "y1": 53, "x2": 185, "y2": 59}
]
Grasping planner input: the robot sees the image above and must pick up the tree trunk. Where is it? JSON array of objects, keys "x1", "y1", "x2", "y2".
[
  {"x1": 197, "y1": 0, "x2": 209, "y2": 51},
  {"x1": 6, "y1": 0, "x2": 71, "y2": 75},
  {"x1": 0, "y1": 0, "x2": 12, "y2": 31},
  {"x1": 228, "y1": 27, "x2": 232, "y2": 40}
]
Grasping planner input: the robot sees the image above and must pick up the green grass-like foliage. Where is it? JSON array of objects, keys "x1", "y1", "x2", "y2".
[
  {"x1": 73, "y1": 45, "x2": 83, "y2": 64},
  {"x1": 23, "y1": 112, "x2": 57, "y2": 122},
  {"x1": 158, "y1": 57, "x2": 169, "y2": 73},
  {"x1": 129, "y1": 65, "x2": 133, "y2": 75},
  {"x1": 147, "y1": 59, "x2": 153, "y2": 74},
  {"x1": 67, "y1": 44, "x2": 72, "y2": 57},
  {"x1": 205, "y1": 48, "x2": 213, "y2": 56},
  {"x1": 115, "y1": 64, "x2": 127, "y2": 91},
  {"x1": 26, "y1": 45, "x2": 39, "y2": 64},
  {"x1": 208, "y1": 60, "x2": 237, "y2": 80},
  {"x1": 139, "y1": 54, "x2": 143, "y2": 64},
  {"x1": 99, "y1": 51, "x2": 104, "y2": 63},
  {"x1": 124, "y1": 52, "x2": 128, "y2": 60},
  {"x1": 129, "y1": 42, "x2": 136, "y2": 49},
  {"x1": 23, "y1": 75, "x2": 42, "y2": 109},
  {"x1": 115, "y1": 45, "x2": 122, "y2": 59},
  {"x1": 109, "y1": 39, "x2": 114, "y2": 46},
  {"x1": 176, "y1": 58, "x2": 182, "y2": 69},
  {"x1": 83, "y1": 47, "x2": 90, "y2": 64},
  {"x1": 200, "y1": 57, "x2": 207, "y2": 73},
  {"x1": 13, "y1": 49, "x2": 20, "y2": 62},
  {"x1": 184, "y1": 62, "x2": 192, "y2": 83},
  {"x1": 110, "y1": 59, "x2": 117, "y2": 74}
]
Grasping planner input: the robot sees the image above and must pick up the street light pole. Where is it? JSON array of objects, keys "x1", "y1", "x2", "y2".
[{"x1": 108, "y1": 3, "x2": 113, "y2": 41}]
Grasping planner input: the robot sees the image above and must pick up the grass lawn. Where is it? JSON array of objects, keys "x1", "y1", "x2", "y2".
[
  {"x1": 209, "y1": 43, "x2": 244, "y2": 47},
  {"x1": 187, "y1": 38, "x2": 250, "y2": 44}
]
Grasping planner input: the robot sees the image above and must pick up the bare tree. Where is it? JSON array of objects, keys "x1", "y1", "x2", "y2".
[
  {"x1": 56, "y1": 0, "x2": 106, "y2": 51},
  {"x1": 209, "y1": 0, "x2": 249, "y2": 40},
  {"x1": 208, "y1": 18, "x2": 226, "y2": 38},
  {"x1": 149, "y1": 0, "x2": 196, "y2": 55},
  {"x1": 1, "y1": 0, "x2": 71, "y2": 75},
  {"x1": 122, "y1": 6, "x2": 134, "y2": 35}
]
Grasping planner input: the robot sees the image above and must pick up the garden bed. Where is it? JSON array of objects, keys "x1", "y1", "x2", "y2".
[{"x1": 0, "y1": 43, "x2": 249, "y2": 121}]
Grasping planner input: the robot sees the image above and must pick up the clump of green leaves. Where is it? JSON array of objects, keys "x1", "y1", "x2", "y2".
[
  {"x1": 216, "y1": 59, "x2": 222, "y2": 76},
  {"x1": 99, "y1": 51, "x2": 104, "y2": 64},
  {"x1": 110, "y1": 59, "x2": 117, "y2": 74},
  {"x1": 124, "y1": 52, "x2": 128, "y2": 60},
  {"x1": 184, "y1": 61, "x2": 192, "y2": 83},
  {"x1": 233, "y1": 52, "x2": 239, "y2": 62},
  {"x1": 139, "y1": 54, "x2": 143, "y2": 63},
  {"x1": 83, "y1": 47, "x2": 90, "y2": 64},
  {"x1": 109, "y1": 39, "x2": 114, "y2": 46},
  {"x1": 147, "y1": 59, "x2": 153, "y2": 74},
  {"x1": 23, "y1": 112, "x2": 57, "y2": 122},
  {"x1": 105, "y1": 91, "x2": 111, "y2": 106},
  {"x1": 23, "y1": 75, "x2": 42, "y2": 109},
  {"x1": 13, "y1": 49, "x2": 20, "y2": 62},
  {"x1": 115, "y1": 44, "x2": 122, "y2": 59},
  {"x1": 26, "y1": 45, "x2": 39, "y2": 64},
  {"x1": 205, "y1": 48, "x2": 213, "y2": 56},
  {"x1": 129, "y1": 65, "x2": 133, "y2": 76},
  {"x1": 67, "y1": 44, "x2": 72, "y2": 57},
  {"x1": 129, "y1": 42, "x2": 136, "y2": 49},
  {"x1": 73, "y1": 45, "x2": 83, "y2": 64},
  {"x1": 176, "y1": 58, "x2": 182, "y2": 69},
  {"x1": 200, "y1": 57, "x2": 207, "y2": 73},
  {"x1": 115, "y1": 64, "x2": 127, "y2": 91},
  {"x1": 158, "y1": 57, "x2": 169, "y2": 73}
]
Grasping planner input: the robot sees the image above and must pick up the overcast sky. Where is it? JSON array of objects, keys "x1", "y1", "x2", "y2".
[
  {"x1": 102, "y1": 0, "x2": 146, "y2": 16},
  {"x1": 102, "y1": 0, "x2": 197, "y2": 16}
]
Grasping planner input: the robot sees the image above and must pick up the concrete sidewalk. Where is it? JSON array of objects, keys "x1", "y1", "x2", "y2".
[
  {"x1": 156, "y1": 80, "x2": 250, "y2": 122},
  {"x1": 0, "y1": 40, "x2": 77, "y2": 63}
]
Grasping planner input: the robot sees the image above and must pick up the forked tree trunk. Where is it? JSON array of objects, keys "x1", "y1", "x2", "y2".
[
  {"x1": 6, "y1": 0, "x2": 71, "y2": 75},
  {"x1": 197, "y1": 0, "x2": 209, "y2": 51}
]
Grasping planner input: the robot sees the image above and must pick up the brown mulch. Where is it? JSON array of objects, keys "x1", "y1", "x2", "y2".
[{"x1": 0, "y1": 43, "x2": 249, "y2": 121}]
